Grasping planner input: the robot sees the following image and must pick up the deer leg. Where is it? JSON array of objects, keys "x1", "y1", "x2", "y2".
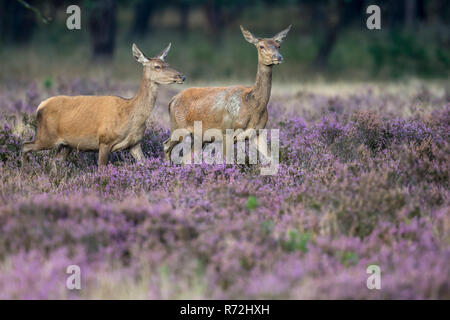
[
  {"x1": 253, "y1": 134, "x2": 270, "y2": 163},
  {"x1": 22, "y1": 138, "x2": 58, "y2": 167},
  {"x1": 179, "y1": 133, "x2": 194, "y2": 165},
  {"x1": 181, "y1": 147, "x2": 193, "y2": 164},
  {"x1": 57, "y1": 146, "x2": 72, "y2": 161},
  {"x1": 51, "y1": 145, "x2": 72, "y2": 173},
  {"x1": 22, "y1": 141, "x2": 38, "y2": 166},
  {"x1": 222, "y1": 133, "x2": 235, "y2": 164},
  {"x1": 192, "y1": 132, "x2": 203, "y2": 164},
  {"x1": 23, "y1": 137, "x2": 57, "y2": 154},
  {"x1": 23, "y1": 141, "x2": 37, "y2": 154},
  {"x1": 55, "y1": 145, "x2": 72, "y2": 163},
  {"x1": 234, "y1": 128, "x2": 257, "y2": 142},
  {"x1": 98, "y1": 143, "x2": 111, "y2": 166},
  {"x1": 130, "y1": 143, "x2": 145, "y2": 163},
  {"x1": 163, "y1": 138, "x2": 178, "y2": 162}
]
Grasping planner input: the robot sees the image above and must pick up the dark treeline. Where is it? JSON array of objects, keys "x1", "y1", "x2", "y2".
[{"x1": 0, "y1": 0, "x2": 448, "y2": 69}]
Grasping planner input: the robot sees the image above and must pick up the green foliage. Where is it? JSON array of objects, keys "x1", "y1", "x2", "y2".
[
  {"x1": 338, "y1": 251, "x2": 360, "y2": 266},
  {"x1": 368, "y1": 31, "x2": 450, "y2": 78},
  {"x1": 43, "y1": 77, "x2": 52, "y2": 89},
  {"x1": 0, "y1": 122, "x2": 22, "y2": 165},
  {"x1": 260, "y1": 220, "x2": 274, "y2": 235},
  {"x1": 282, "y1": 229, "x2": 311, "y2": 253},
  {"x1": 246, "y1": 195, "x2": 258, "y2": 210}
]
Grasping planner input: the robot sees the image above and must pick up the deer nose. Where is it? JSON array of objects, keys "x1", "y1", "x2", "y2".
[
  {"x1": 275, "y1": 53, "x2": 283, "y2": 61},
  {"x1": 181, "y1": 75, "x2": 186, "y2": 82}
]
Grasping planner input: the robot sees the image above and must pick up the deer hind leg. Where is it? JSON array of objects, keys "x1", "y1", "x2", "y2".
[
  {"x1": 22, "y1": 141, "x2": 38, "y2": 167},
  {"x1": 164, "y1": 133, "x2": 194, "y2": 165},
  {"x1": 179, "y1": 133, "x2": 195, "y2": 165},
  {"x1": 22, "y1": 110, "x2": 59, "y2": 164},
  {"x1": 163, "y1": 138, "x2": 179, "y2": 163},
  {"x1": 181, "y1": 144, "x2": 194, "y2": 164},
  {"x1": 23, "y1": 129, "x2": 59, "y2": 154},
  {"x1": 23, "y1": 141, "x2": 39, "y2": 154},
  {"x1": 98, "y1": 143, "x2": 111, "y2": 166},
  {"x1": 130, "y1": 143, "x2": 145, "y2": 163},
  {"x1": 22, "y1": 137, "x2": 59, "y2": 166},
  {"x1": 165, "y1": 111, "x2": 186, "y2": 163}
]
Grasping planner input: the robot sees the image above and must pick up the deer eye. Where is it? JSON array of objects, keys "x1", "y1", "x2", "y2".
[
  {"x1": 155, "y1": 65, "x2": 161, "y2": 70},
  {"x1": 259, "y1": 45, "x2": 264, "y2": 49}
]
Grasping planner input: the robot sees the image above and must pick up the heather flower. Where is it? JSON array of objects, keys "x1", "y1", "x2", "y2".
[{"x1": 0, "y1": 80, "x2": 448, "y2": 299}]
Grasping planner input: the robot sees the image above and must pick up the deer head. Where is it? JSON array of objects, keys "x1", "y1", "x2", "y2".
[
  {"x1": 132, "y1": 43, "x2": 186, "y2": 84},
  {"x1": 240, "y1": 25, "x2": 292, "y2": 66}
]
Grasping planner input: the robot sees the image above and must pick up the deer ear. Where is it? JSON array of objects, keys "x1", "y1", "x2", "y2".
[
  {"x1": 240, "y1": 25, "x2": 258, "y2": 45},
  {"x1": 157, "y1": 43, "x2": 171, "y2": 61},
  {"x1": 272, "y1": 25, "x2": 292, "y2": 44},
  {"x1": 132, "y1": 43, "x2": 148, "y2": 64}
]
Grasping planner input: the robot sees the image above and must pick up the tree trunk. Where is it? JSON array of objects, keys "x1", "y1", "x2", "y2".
[
  {"x1": 178, "y1": 3, "x2": 190, "y2": 35},
  {"x1": 314, "y1": 1, "x2": 343, "y2": 69},
  {"x1": 204, "y1": 1, "x2": 224, "y2": 38},
  {"x1": 0, "y1": 0, "x2": 36, "y2": 44},
  {"x1": 88, "y1": 0, "x2": 116, "y2": 59},
  {"x1": 417, "y1": 0, "x2": 426, "y2": 21},
  {"x1": 405, "y1": 0, "x2": 417, "y2": 29},
  {"x1": 131, "y1": 0, "x2": 153, "y2": 37}
]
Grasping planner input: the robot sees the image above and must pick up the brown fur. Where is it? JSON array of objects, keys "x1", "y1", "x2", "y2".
[
  {"x1": 164, "y1": 25, "x2": 291, "y2": 161},
  {"x1": 23, "y1": 43, "x2": 185, "y2": 166}
]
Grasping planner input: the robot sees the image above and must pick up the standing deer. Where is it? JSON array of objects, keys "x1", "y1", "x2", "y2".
[
  {"x1": 163, "y1": 25, "x2": 291, "y2": 162},
  {"x1": 23, "y1": 43, "x2": 185, "y2": 166}
]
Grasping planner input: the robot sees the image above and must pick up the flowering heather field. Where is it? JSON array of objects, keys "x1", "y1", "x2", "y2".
[{"x1": 0, "y1": 79, "x2": 449, "y2": 299}]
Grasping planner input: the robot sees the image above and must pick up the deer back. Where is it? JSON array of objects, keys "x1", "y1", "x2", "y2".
[{"x1": 169, "y1": 85, "x2": 262, "y2": 133}]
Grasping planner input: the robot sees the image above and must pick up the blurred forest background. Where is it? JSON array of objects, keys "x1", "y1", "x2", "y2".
[{"x1": 0, "y1": 0, "x2": 449, "y2": 85}]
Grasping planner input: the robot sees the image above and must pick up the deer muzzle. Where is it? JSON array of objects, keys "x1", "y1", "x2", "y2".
[
  {"x1": 175, "y1": 74, "x2": 186, "y2": 84},
  {"x1": 272, "y1": 53, "x2": 283, "y2": 64}
]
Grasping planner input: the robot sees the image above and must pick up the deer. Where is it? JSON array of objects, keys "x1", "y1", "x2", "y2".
[
  {"x1": 163, "y1": 25, "x2": 291, "y2": 163},
  {"x1": 23, "y1": 43, "x2": 185, "y2": 167}
]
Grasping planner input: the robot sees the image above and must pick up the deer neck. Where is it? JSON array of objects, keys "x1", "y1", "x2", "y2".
[
  {"x1": 250, "y1": 63, "x2": 272, "y2": 109},
  {"x1": 132, "y1": 75, "x2": 158, "y2": 122}
]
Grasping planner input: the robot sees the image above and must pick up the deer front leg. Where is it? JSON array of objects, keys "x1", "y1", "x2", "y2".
[
  {"x1": 233, "y1": 128, "x2": 257, "y2": 142},
  {"x1": 98, "y1": 143, "x2": 111, "y2": 166},
  {"x1": 48, "y1": 145, "x2": 71, "y2": 174},
  {"x1": 51, "y1": 146, "x2": 72, "y2": 173},
  {"x1": 56, "y1": 146, "x2": 72, "y2": 162},
  {"x1": 252, "y1": 133, "x2": 270, "y2": 163},
  {"x1": 130, "y1": 143, "x2": 145, "y2": 163}
]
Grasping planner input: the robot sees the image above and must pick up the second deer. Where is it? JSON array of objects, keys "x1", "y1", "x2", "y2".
[{"x1": 163, "y1": 25, "x2": 291, "y2": 162}]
